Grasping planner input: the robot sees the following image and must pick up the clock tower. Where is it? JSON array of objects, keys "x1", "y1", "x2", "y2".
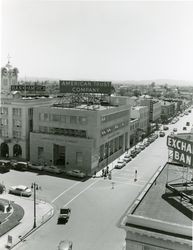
[{"x1": 1, "y1": 56, "x2": 19, "y2": 96}]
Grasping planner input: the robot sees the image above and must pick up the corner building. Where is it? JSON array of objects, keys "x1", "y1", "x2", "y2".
[{"x1": 30, "y1": 96, "x2": 130, "y2": 175}]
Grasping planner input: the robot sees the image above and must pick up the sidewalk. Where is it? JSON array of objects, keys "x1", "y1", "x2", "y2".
[{"x1": 0, "y1": 193, "x2": 54, "y2": 250}]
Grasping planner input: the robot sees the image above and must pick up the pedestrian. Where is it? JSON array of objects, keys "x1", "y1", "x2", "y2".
[{"x1": 134, "y1": 169, "x2": 137, "y2": 182}]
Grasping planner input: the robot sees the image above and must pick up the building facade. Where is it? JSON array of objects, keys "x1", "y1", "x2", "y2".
[
  {"x1": 140, "y1": 98, "x2": 161, "y2": 123},
  {"x1": 30, "y1": 96, "x2": 131, "y2": 175},
  {"x1": 0, "y1": 97, "x2": 55, "y2": 160},
  {"x1": 161, "y1": 101, "x2": 175, "y2": 124},
  {"x1": 130, "y1": 106, "x2": 149, "y2": 139}
]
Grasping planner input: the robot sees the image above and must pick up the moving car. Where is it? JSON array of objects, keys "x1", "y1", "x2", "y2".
[
  {"x1": 0, "y1": 160, "x2": 11, "y2": 173},
  {"x1": 115, "y1": 160, "x2": 126, "y2": 169},
  {"x1": 163, "y1": 125, "x2": 169, "y2": 130},
  {"x1": 173, "y1": 128, "x2": 177, "y2": 132},
  {"x1": 58, "y1": 208, "x2": 71, "y2": 224},
  {"x1": 159, "y1": 131, "x2": 165, "y2": 137},
  {"x1": 58, "y1": 240, "x2": 73, "y2": 250},
  {"x1": 9, "y1": 185, "x2": 32, "y2": 197},
  {"x1": 186, "y1": 122, "x2": 190, "y2": 126},
  {"x1": 183, "y1": 127, "x2": 187, "y2": 130},
  {"x1": 66, "y1": 169, "x2": 86, "y2": 178},
  {"x1": 43, "y1": 165, "x2": 63, "y2": 174}
]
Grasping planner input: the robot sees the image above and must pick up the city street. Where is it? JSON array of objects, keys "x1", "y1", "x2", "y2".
[{"x1": 1, "y1": 110, "x2": 192, "y2": 250}]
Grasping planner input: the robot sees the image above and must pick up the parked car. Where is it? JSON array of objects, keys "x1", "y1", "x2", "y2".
[
  {"x1": 131, "y1": 149, "x2": 137, "y2": 158},
  {"x1": 66, "y1": 169, "x2": 86, "y2": 178},
  {"x1": 58, "y1": 208, "x2": 71, "y2": 224},
  {"x1": 43, "y1": 165, "x2": 63, "y2": 174},
  {"x1": 138, "y1": 142, "x2": 145, "y2": 150},
  {"x1": 173, "y1": 128, "x2": 177, "y2": 132},
  {"x1": 0, "y1": 160, "x2": 11, "y2": 173},
  {"x1": 135, "y1": 146, "x2": 141, "y2": 154},
  {"x1": 123, "y1": 154, "x2": 132, "y2": 163},
  {"x1": 115, "y1": 160, "x2": 126, "y2": 169},
  {"x1": 14, "y1": 162, "x2": 30, "y2": 171},
  {"x1": 29, "y1": 164, "x2": 44, "y2": 171},
  {"x1": 9, "y1": 185, "x2": 32, "y2": 197},
  {"x1": 159, "y1": 131, "x2": 165, "y2": 137},
  {"x1": 58, "y1": 240, "x2": 73, "y2": 250}
]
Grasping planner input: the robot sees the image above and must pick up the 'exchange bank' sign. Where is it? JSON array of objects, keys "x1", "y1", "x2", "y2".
[
  {"x1": 59, "y1": 80, "x2": 111, "y2": 94},
  {"x1": 167, "y1": 136, "x2": 193, "y2": 167}
]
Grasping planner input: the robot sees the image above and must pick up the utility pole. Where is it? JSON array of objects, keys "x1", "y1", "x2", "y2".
[{"x1": 31, "y1": 182, "x2": 39, "y2": 229}]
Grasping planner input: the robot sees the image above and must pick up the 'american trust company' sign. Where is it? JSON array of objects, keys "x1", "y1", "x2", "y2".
[
  {"x1": 59, "y1": 80, "x2": 112, "y2": 94},
  {"x1": 167, "y1": 136, "x2": 193, "y2": 167}
]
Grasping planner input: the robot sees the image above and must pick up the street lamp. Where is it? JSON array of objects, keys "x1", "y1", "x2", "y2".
[{"x1": 31, "y1": 182, "x2": 39, "y2": 229}]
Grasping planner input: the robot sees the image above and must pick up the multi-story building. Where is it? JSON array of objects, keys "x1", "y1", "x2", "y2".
[
  {"x1": 161, "y1": 101, "x2": 175, "y2": 124},
  {"x1": 0, "y1": 96, "x2": 55, "y2": 160},
  {"x1": 140, "y1": 98, "x2": 161, "y2": 123},
  {"x1": 129, "y1": 118, "x2": 139, "y2": 147},
  {"x1": 130, "y1": 106, "x2": 149, "y2": 140},
  {"x1": 120, "y1": 132, "x2": 193, "y2": 250},
  {"x1": 120, "y1": 162, "x2": 192, "y2": 250},
  {"x1": 30, "y1": 96, "x2": 131, "y2": 175}
]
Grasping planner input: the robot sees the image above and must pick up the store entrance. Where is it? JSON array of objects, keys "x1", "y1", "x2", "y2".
[{"x1": 53, "y1": 144, "x2": 65, "y2": 166}]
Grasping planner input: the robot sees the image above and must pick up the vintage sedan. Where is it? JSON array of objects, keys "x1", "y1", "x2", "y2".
[
  {"x1": 9, "y1": 185, "x2": 32, "y2": 197},
  {"x1": 115, "y1": 160, "x2": 126, "y2": 169},
  {"x1": 43, "y1": 165, "x2": 63, "y2": 174},
  {"x1": 66, "y1": 169, "x2": 86, "y2": 178}
]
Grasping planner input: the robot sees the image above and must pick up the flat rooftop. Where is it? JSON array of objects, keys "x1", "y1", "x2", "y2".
[
  {"x1": 133, "y1": 163, "x2": 192, "y2": 227},
  {"x1": 52, "y1": 103, "x2": 117, "y2": 111}
]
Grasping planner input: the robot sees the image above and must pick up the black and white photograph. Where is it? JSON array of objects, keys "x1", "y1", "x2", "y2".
[{"x1": 0, "y1": 0, "x2": 193, "y2": 250}]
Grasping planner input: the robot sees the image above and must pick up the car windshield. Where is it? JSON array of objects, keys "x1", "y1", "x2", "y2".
[{"x1": 73, "y1": 170, "x2": 80, "y2": 173}]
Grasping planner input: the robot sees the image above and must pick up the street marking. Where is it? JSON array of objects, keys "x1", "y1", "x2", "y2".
[
  {"x1": 51, "y1": 182, "x2": 80, "y2": 203},
  {"x1": 63, "y1": 179, "x2": 100, "y2": 207}
]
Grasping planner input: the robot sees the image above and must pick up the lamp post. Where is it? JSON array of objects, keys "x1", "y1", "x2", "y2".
[{"x1": 31, "y1": 182, "x2": 39, "y2": 229}]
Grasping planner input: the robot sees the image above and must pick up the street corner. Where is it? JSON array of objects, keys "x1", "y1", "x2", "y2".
[
  {"x1": 0, "y1": 197, "x2": 24, "y2": 237},
  {"x1": 0, "y1": 193, "x2": 55, "y2": 249}
]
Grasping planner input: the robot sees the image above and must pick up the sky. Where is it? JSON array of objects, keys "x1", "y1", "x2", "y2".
[{"x1": 1, "y1": 0, "x2": 193, "y2": 83}]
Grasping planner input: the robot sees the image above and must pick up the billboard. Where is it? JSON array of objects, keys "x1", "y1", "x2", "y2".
[
  {"x1": 167, "y1": 136, "x2": 193, "y2": 167},
  {"x1": 11, "y1": 85, "x2": 46, "y2": 92},
  {"x1": 59, "y1": 80, "x2": 111, "y2": 94}
]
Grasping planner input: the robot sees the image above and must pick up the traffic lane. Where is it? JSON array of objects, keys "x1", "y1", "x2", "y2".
[
  {"x1": 112, "y1": 135, "x2": 169, "y2": 183},
  {"x1": 14, "y1": 179, "x2": 142, "y2": 250},
  {"x1": 0, "y1": 170, "x2": 82, "y2": 203}
]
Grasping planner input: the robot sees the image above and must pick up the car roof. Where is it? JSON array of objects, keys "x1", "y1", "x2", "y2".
[{"x1": 13, "y1": 185, "x2": 28, "y2": 190}]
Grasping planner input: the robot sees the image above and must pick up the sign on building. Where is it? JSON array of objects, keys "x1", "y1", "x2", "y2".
[
  {"x1": 167, "y1": 136, "x2": 193, "y2": 167},
  {"x1": 59, "y1": 80, "x2": 112, "y2": 94},
  {"x1": 11, "y1": 85, "x2": 46, "y2": 92}
]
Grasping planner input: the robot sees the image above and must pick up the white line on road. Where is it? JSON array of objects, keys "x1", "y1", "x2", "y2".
[
  {"x1": 51, "y1": 182, "x2": 80, "y2": 203},
  {"x1": 63, "y1": 179, "x2": 100, "y2": 207}
]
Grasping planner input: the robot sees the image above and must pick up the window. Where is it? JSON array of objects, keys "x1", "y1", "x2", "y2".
[
  {"x1": 38, "y1": 147, "x2": 44, "y2": 160},
  {"x1": 0, "y1": 107, "x2": 8, "y2": 115},
  {"x1": 143, "y1": 246, "x2": 157, "y2": 250},
  {"x1": 79, "y1": 116, "x2": 87, "y2": 125},
  {"x1": 13, "y1": 119, "x2": 21, "y2": 127},
  {"x1": 2, "y1": 130, "x2": 8, "y2": 137},
  {"x1": 61, "y1": 115, "x2": 66, "y2": 123},
  {"x1": 76, "y1": 152, "x2": 83, "y2": 167},
  {"x1": 52, "y1": 114, "x2": 61, "y2": 122},
  {"x1": 13, "y1": 130, "x2": 21, "y2": 138},
  {"x1": 0, "y1": 118, "x2": 8, "y2": 126},
  {"x1": 70, "y1": 116, "x2": 77, "y2": 124},
  {"x1": 13, "y1": 108, "x2": 21, "y2": 117},
  {"x1": 39, "y1": 113, "x2": 49, "y2": 121}
]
